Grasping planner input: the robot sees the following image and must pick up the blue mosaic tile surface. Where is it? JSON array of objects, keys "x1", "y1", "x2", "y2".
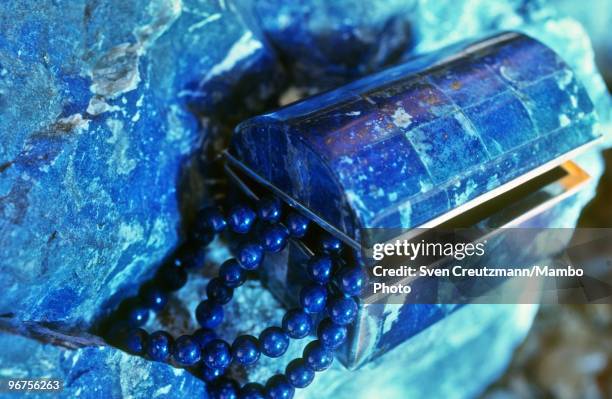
[{"x1": 231, "y1": 33, "x2": 601, "y2": 240}]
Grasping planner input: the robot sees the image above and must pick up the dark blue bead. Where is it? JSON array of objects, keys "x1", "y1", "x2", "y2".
[
  {"x1": 228, "y1": 204, "x2": 256, "y2": 234},
  {"x1": 261, "y1": 224, "x2": 289, "y2": 253},
  {"x1": 303, "y1": 340, "x2": 333, "y2": 371},
  {"x1": 192, "y1": 328, "x2": 217, "y2": 349},
  {"x1": 201, "y1": 365, "x2": 224, "y2": 382},
  {"x1": 208, "y1": 377, "x2": 238, "y2": 399},
  {"x1": 139, "y1": 285, "x2": 168, "y2": 311},
  {"x1": 147, "y1": 331, "x2": 174, "y2": 362},
  {"x1": 198, "y1": 206, "x2": 227, "y2": 233},
  {"x1": 320, "y1": 234, "x2": 342, "y2": 254},
  {"x1": 306, "y1": 256, "x2": 333, "y2": 284},
  {"x1": 240, "y1": 383, "x2": 266, "y2": 399},
  {"x1": 173, "y1": 335, "x2": 201, "y2": 366},
  {"x1": 257, "y1": 196, "x2": 282, "y2": 223},
  {"x1": 124, "y1": 328, "x2": 148, "y2": 355},
  {"x1": 127, "y1": 305, "x2": 149, "y2": 327},
  {"x1": 203, "y1": 339, "x2": 232, "y2": 369},
  {"x1": 265, "y1": 375, "x2": 295, "y2": 399},
  {"x1": 206, "y1": 277, "x2": 234, "y2": 304},
  {"x1": 299, "y1": 284, "x2": 327, "y2": 314},
  {"x1": 285, "y1": 212, "x2": 309, "y2": 238},
  {"x1": 236, "y1": 242, "x2": 264, "y2": 270},
  {"x1": 196, "y1": 300, "x2": 224, "y2": 329},
  {"x1": 285, "y1": 358, "x2": 315, "y2": 388},
  {"x1": 231, "y1": 335, "x2": 260, "y2": 365},
  {"x1": 282, "y1": 309, "x2": 312, "y2": 339},
  {"x1": 219, "y1": 258, "x2": 246, "y2": 288},
  {"x1": 338, "y1": 267, "x2": 365, "y2": 296},
  {"x1": 156, "y1": 266, "x2": 187, "y2": 291},
  {"x1": 328, "y1": 296, "x2": 358, "y2": 325},
  {"x1": 259, "y1": 327, "x2": 289, "y2": 358},
  {"x1": 317, "y1": 319, "x2": 348, "y2": 350}
]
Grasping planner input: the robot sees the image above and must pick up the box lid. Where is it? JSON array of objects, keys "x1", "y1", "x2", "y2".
[{"x1": 229, "y1": 32, "x2": 601, "y2": 244}]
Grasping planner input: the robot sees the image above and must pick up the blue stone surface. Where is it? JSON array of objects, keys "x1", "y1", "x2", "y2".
[
  {"x1": 0, "y1": 332, "x2": 207, "y2": 399},
  {"x1": 252, "y1": 0, "x2": 414, "y2": 89},
  {"x1": 0, "y1": 0, "x2": 282, "y2": 325},
  {"x1": 230, "y1": 33, "x2": 601, "y2": 241}
]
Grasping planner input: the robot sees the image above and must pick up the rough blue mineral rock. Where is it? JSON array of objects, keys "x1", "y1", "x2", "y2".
[
  {"x1": 0, "y1": 332, "x2": 207, "y2": 399},
  {"x1": 0, "y1": 0, "x2": 282, "y2": 325},
  {"x1": 252, "y1": 0, "x2": 414, "y2": 89}
]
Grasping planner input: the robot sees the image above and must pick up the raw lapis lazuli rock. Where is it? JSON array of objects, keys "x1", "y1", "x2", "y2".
[
  {"x1": 252, "y1": 0, "x2": 414, "y2": 88},
  {"x1": 0, "y1": 0, "x2": 282, "y2": 326},
  {"x1": 230, "y1": 32, "x2": 601, "y2": 243},
  {"x1": 0, "y1": 332, "x2": 207, "y2": 399}
]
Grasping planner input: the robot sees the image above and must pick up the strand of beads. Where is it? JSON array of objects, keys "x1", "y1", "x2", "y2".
[
  {"x1": 195, "y1": 199, "x2": 293, "y2": 334},
  {"x1": 108, "y1": 197, "x2": 312, "y2": 361},
  {"x1": 105, "y1": 196, "x2": 364, "y2": 399},
  {"x1": 106, "y1": 199, "x2": 277, "y2": 359},
  {"x1": 203, "y1": 256, "x2": 362, "y2": 399},
  {"x1": 196, "y1": 218, "x2": 363, "y2": 398}
]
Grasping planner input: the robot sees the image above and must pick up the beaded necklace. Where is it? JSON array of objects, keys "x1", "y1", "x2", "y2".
[{"x1": 104, "y1": 196, "x2": 364, "y2": 399}]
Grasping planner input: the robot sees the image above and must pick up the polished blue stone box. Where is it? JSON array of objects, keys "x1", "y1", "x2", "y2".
[
  {"x1": 226, "y1": 32, "x2": 601, "y2": 368},
  {"x1": 230, "y1": 32, "x2": 599, "y2": 241}
]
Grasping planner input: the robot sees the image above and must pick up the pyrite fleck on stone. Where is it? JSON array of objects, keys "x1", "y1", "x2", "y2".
[{"x1": 0, "y1": 0, "x2": 283, "y2": 325}]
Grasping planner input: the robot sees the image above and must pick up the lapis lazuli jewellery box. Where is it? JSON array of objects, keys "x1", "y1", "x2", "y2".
[{"x1": 224, "y1": 32, "x2": 601, "y2": 368}]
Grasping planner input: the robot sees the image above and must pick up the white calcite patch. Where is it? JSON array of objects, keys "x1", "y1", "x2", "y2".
[
  {"x1": 203, "y1": 32, "x2": 263, "y2": 82},
  {"x1": 153, "y1": 384, "x2": 172, "y2": 397},
  {"x1": 88, "y1": 0, "x2": 182, "y2": 112},
  {"x1": 187, "y1": 13, "x2": 222, "y2": 33},
  {"x1": 106, "y1": 118, "x2": 137, "y2": 175},
  {"x1": 118, "y1": 222, "x2": 145, "y2": 251},
  {"x1": 382, "y1": 303, "x2": 404, "y2": 334},
  {"x1": 556, "y1": 68, "x2": 573, "y2": 90},
  {"x1": 90, "y1": 43, "x2": 142, "y2": 99},
  {"x1": 559, "y1": 114, "x2": 571, "y2": 127},
  {"x1": 453, "y1": 179, "x2": 479, "y2": 205},
  {"x1": 147, "y1": 217, "x2": 170, "y2": 248},
  {"x1": 391, "y1": 107, "x2": 413, "y2": 128},
  {"x1": 87, "y1": 97, "x2": 121, "y2": 116},
  {"x1": 56, "y1": 113, "x2": 90, "y2": 133},
  {"x1": 166, "y1": 104, "x2": 192, "y2": 155},
  {"x1": 346, "y1": 190, "x2": 375, "y2": 220},
  {"x1": 398, "y1": 201, "x2": 412, "y2": 227}
]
